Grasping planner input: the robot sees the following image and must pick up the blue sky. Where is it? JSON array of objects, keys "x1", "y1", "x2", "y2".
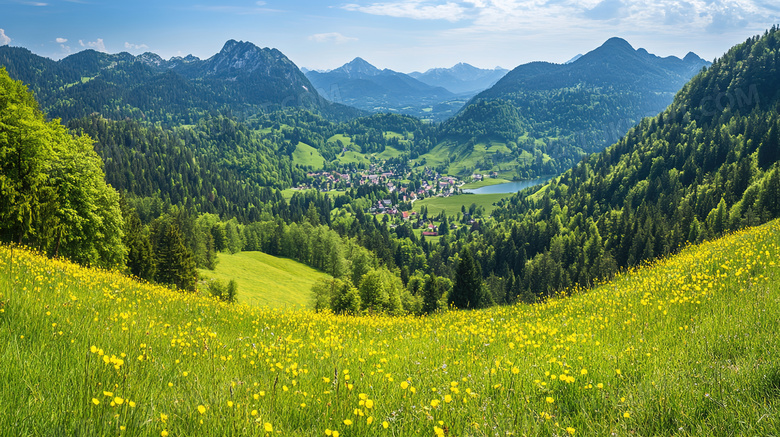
[{"x1": 1, "y1": 0, "x2": 779, "y2": 72}]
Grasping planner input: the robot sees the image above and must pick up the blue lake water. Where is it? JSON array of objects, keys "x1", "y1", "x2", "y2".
[{"x1": 463, "y1": 176, "x2": 553, "y2": 195}]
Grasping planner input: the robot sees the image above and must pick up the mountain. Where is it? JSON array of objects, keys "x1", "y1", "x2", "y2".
[
  {"x1": 409, "y1": 63, "x2": 508, "y2": 94},
  {"x1": 474, "y1": 27, "x2": 780, "y2": 296},
  {"x1": 432, "y1": 37, "x2": 710, "y2": 178},
  {"x1": 0, "y1": 40, "x2": 359, "y2": 124},
  {"x1": 305, "y1": 58, "x2": 462, "y2": 121}
]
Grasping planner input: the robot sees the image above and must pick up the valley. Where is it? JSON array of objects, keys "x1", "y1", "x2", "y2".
[{"x1": 1, "y1": 10, "x2": 780, "y2": 435}]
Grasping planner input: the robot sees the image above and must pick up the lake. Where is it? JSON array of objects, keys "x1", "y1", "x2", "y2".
[{"x1": 463, "y1": 176, "x2": 553, "y2": 195}]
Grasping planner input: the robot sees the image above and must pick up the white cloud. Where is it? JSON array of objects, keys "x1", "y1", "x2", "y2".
[
  {"x1": 341, "y1": 0, "x2": 780, "y2": 36},
  {"x1": 124, "y1": 41, "x2": 149, "y2": 50},
  {"x1": 343, "y1": 1, "x2": 468, "y2": 22},
  {"x1": 19, "y1": 1, "x2": 48, "y2": 5},
  {"x1": 309, "y1": 32, "x2": 359, "y2": 44},
  {"x1": 56, "y1": 37, "x2": 68, "y2": 44},
  {"x1": 0, "y1": 29, "x2": 10, "y2": 46},
  {"x1": 79, "y1": 38, "x2": 107, "y2": 52}
]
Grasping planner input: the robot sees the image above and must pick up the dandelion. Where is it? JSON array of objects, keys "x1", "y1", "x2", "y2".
[
  {"x1": 365, "y1": 399, "x2": 374, "y2": 409},
  {"x1": 197, "y1": 405, "x2": 206, "y2": 415},
  {"x1": 382, "y1": 421, "x2": 389, "y2": 429},
  {"x1": 343, "y1": 419, "x2": 353, "y2": 426},
  {"x1": 114, "y1": 397, "x2": 124, "y2": 405},
  {"x1": 444, "y1": 394, "x2": 452, "y2": 403},
  {"x1": 91, "y1": 398, "x2": 100, "y2": 405},
  {"x1": 431, "y1": 399, "x2": 440, "y2": 407},
  {"x1": 264, "y1": 423, "x2": 273, "y2": 433},
  {"x1": 400, "y1": 381, "x2": 409, "y2": 390},
  {"x1": 566, "y1": 427, "x2": 576, "y2": 435},
  {"x1": 623, "y1": 412, "x2": 630, "y2": 419},
  {"x1": 546, "y1": 397, "x2": 554, "y2": 404},
  {"x1": 161, "y1": 431, "x2": 169, "y2": 437}
]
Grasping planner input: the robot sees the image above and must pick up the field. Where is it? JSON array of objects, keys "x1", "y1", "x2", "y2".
[
  {"x1": 1, "y1": 221, "x2": 779, "y2": 435},
  {"x1": 460, "y1": 178, "x2": 510, "y2": 190},
  {"x1": 198, "y1": 252, "x2": 330, "y2": 309},
  {"x1": 292, "y1": 142, "x2": 325, "y2": 169},
  {"x1": 413, "y1": 193, "x2": 509, "y2": 217}
]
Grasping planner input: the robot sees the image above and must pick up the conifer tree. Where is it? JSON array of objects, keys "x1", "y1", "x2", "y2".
[
  {"x1": 421, "y1": 274, "x2": 441, "y2": 314},
  {"x1": 450, "y1": 248, "x2": 487, "y2": 309},
  {"x1": 155, "y1": 224, "x2": 197, "y2": 291}
]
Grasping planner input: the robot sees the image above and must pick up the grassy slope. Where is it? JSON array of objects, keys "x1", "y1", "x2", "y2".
[
  {"x1": 460, "y1": 177, "x2": 510, "y2": 190},
  {"x1": 198, "y1": 252, "x2": 330, "y2": 309},
  {"x1": 292, "y1": 142, "x2": 324, "y2": 169},
  {"x1": 417, "y1": 141, "x2": 540, "y2": 178},
  {"x1": 0, "y1": 221, "x2": 779, "y2": 435}
]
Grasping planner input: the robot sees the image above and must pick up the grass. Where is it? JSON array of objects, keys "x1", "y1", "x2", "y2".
[
  {"x1": 376, "y1": 146, "x2": 403, "y2": 160},
  {"x1": 413, "y1": 193, "x2": 509, "y2": 217},
  {"x1": 1, "y1": 221, "x2": 779, "y2": 435},
  {"x1": 336, "y1": 150, "x2": 370, "y2": 165},
  {"x1": 460, "y1": 177, "x2": 510, "y2": 190},
  {"x1": 327, "y1": 134, "x2": 354, "y2": 147},
  {"x1": 198, "y1": 251, "x2": 330, "y2": 309},
  {"x1": 292, "y1": 142, "x2": 324, "y2": 170},
  {"x1": 416, "y1": 141, "x2": 552, "y2": 179}
]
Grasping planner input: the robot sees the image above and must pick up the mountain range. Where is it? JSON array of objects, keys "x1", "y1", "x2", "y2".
[
  {"x1": 432, "y1": 37, "x2": 710, "y2": 177},
  {"x1": 409, "y1": 63, "x2": 508, "y2": 94},
  {"x1": 305, "y1": 57, "x2": 480, "y2": 121},
  {"x1": 0, "y1": 39, "x2": 357, "y2": 124}
]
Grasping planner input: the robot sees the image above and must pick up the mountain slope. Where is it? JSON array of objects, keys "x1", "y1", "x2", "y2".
[
  {"x1": 409, "y1": 63, "x2": 508, "y2": 94},
  {"x1": 0, "y1": 40, "x2": 359, "y2": 124},
  {"x1": 305, "y1": 58, "x2": 461, "y2": 121},
  {"x1": 470, "y1": 27, "x2": 780, "y2": 295},
  {"x1": 199, "y1": 251, "x2": 332, "y2": 308},
  {"x1": 433, "y1": 38, "x2": 710, "y2": 177}
]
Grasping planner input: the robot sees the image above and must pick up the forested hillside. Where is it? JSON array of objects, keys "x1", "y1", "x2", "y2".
[
  {"x1": 472, "y1": 26, "x2": 780, "y2": 296},
  {"x1": 0, "y1": 40, "x2": 359, "y2": 125},
  {"x1": 435, "y1": 38, "x2": 710, "y2": 177}
]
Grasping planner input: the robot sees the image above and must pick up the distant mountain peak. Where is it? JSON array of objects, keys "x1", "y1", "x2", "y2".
[
  {"x1": 601, "y1": 37, "x2": 634, "y2": 51},
  {"x1": 339, "y1": 57, "x2": 381, "y2": 76},
  {"x1": 221, "y1": 39, "x2": 255, "y2": 52},
  {"x1": 683, "y1": 51, "x2": 705, "y2": 63}
]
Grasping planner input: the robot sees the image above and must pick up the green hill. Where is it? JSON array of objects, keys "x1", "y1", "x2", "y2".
[
  {"x1": 459, "y1": 27, "x2": 780, "y2": 298},
  {"x1": 436, "y1": 38, "x2": 710, "y2": 178},
  {"x1": 198, "y1": 251, "x2": 330, "y2": 308},
  {"x1": 1, "y1": 218, "x2": 778, "y2": 435}
]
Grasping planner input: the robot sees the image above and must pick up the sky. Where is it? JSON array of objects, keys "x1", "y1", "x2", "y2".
[{"x1": 1, "y1": 0, "x2": 779, "y2": 73}]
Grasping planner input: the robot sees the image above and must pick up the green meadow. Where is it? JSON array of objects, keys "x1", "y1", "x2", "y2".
[
  {"x1": 199, "y1": 251, "x2": 330, "y2": 308},
  {"x1": 1, "y1": 220, "x2": 778, "y2": 435}
]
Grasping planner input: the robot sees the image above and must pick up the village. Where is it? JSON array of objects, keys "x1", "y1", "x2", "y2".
[{"x1": 299, "y1": 163, "x2": 492, "y2": 235}]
